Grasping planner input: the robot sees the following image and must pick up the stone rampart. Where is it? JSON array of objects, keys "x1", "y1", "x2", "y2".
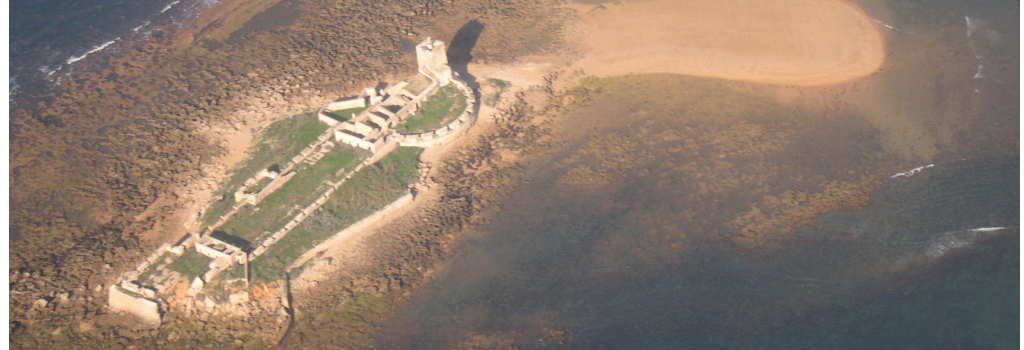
[
  {"x1": 201, "y1": 256, "x2": 233, "y2": 283},
  {"x1": 317, "y1": 111, "x2": 339, "y2": 126},
  {"x1": 343, "y1": 121, "x2": 376, "y2": 136},
  {"x1": 368, "y1": 112, "x2": 391, "y2": 128},
  {"x1": 290, "y1": 192, "x2": 414, "y2": 270},
  {"x1": 196, "y1": 243, "x2": 227, "y2": 259},
  {"x1": 396, "y1": 76, "x2": 476, "y2": 148},
  {"x1": 324, "y1": 97, "x2": 366, "y2": 111},
  {"x1": 335, "y1": 129, "x2": 376, "y2": 151},
  {"x1": 255, "y1": 171, "x2": 296, "y2": 203}
]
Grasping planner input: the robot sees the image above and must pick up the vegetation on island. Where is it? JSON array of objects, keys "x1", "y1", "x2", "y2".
[
  {"x1": 396, "y1": 84, "x2": 467, "y2": 134},
  {"x1": 202, "y1": 112, "x2": 329, "y2": 226},
  {"x1": 217, "y1": 145, "x2": 366, "y2": 242},
  {"x1": 244, "y1": 147, "x2": 422, "y2": 281},
  {"x1": 169, "y1": 250, "x2": 214, "y2": 279}
]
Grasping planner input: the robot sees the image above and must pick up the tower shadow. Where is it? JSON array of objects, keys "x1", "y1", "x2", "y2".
[{"x1": 446, "y1": 20, "x2": 484, "y2": 105}]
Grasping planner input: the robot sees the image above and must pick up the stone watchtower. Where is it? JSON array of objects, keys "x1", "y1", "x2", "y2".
[{"x1": 416, "y1": 38, "x2": 453, "y2": 85}]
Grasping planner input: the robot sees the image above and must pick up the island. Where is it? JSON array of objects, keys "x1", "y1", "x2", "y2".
[{"x1": 107, "y1": 38, "x2": 476, "y2": 325}]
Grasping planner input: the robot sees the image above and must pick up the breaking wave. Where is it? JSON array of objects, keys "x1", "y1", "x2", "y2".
[
  {"x1": 890, "y1": 164, "x2": 934, "y2": 179},
  {"x1": 161, "y1": 0, "x2": 181, "y2": 14},
  {"x1": 923, "y1": 226, "x2": 1009, "y2": 259},
  {"x1": 65, "y1": 38, "x2": 120, "y2": 65}
]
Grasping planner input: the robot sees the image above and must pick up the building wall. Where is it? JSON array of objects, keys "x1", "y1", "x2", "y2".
[
  {"x1": 396, "y1": 77, "x2": 476, "y2": 148},
  {"x1": 335, "y1": 130, "x2": 376, "y2": 151},
  {"x1": 368, "y1": 112, "x2": 391, "y2": 128},
  {"x1": 255, "y1": 171, "x2": 296, "y2": 203},
  {"x1": 195, "y1": 242, "x2": 230, "y2": 260},
  {"x1": 325, "y1": 97, "x2": 366, "y2": 111},
  {"x1": 343, "y1": 121, "x2": 376, "y2": 136}
]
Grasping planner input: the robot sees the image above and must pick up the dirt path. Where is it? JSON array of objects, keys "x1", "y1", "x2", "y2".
[{"x1": 567, "y1": 0, "x2": 885, "y2": 86}]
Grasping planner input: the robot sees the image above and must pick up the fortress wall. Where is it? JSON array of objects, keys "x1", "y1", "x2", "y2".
[
  {"x1": 169, "y1": 245, "x2": 185, "y2": 256},
  {"x1": 344, "y1": 121, "x2": 376, "y2": 136},
  {"x1": 257, "y1": 169, "x2": 278, "y2": 179},
  {"x1": 187, "y1": 277, "x2": 205, "y2": 297},
  {"x1": 396, "y1": 76, "x2": 476, "y2": 148},
  {"x1": 255, "y1": 171, "x2": 296, "y2": 203},
  {"x1": 202, "y1": 269, "x2": 220, "y2": 283},
  {"x1": 205, "y1": 235, "x2": 243, "y2": 253},
  {"x1": 202, "y1": 257, "x2": 233, "y2": 282},
  {"x1": 196, "y1": 242, "x2": 230, "y2": 260},
  {"x1": 374, "y1": 107, "x2": 396, "y2": 117},
  {"x1": 234, "y1": 190, "x2": 255, "y2": 205},
  {"x1": 318, "y1": 110, "x2": 340, "y2": 126},
  {"x1": 173, "y1": 232, "x2": 195, "y2": 247},
  {"x1": 368, "y1": 113, "x2": 390, "y2": 128},
  {"x1": 334, "y1": 130, "x2": 376, "y2": 151},
  {"x1": 391, "y1": 81, "x2": 410, "y2": 93},
  {"x1": 108, "y1": 285, "x2": 161, "y2": 326},
  {"x1": 123, "y1": 243, "x2": 173, "y2": 284},
  {"x1": 325, "y1": 97, "x2": 366, "y2": 111}
]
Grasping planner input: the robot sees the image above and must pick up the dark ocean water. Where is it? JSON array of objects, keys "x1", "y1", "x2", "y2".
[
  {"x1": 378, "y1": 153, "x2": 1017, "y2": 350},
  {"x1": 9, "y1": 0, "x2": 214, "y2": 103}
]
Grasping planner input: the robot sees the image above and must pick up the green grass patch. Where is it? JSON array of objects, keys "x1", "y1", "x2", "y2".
[
  {"x1": 201, "y1": 112, "x2": 329, "y2": 226},
  {"x1": 396, "y1": 84, "x2": 467, "y2": 134},
  {"x1": 325, "y1": 107, "x2": 366, "y2": 123},
  {"x1": 168, "y1": 249, "x2": 213, "y2": 279},
  {"x1": 218, "y1": 145, "x2": 366, "y2": 242},
  {"x1": 247, "y1": 147, "x2": 422, "y2": 281},
  {"x1": 202, "y1": 195, "x2": 235, "y2": 227}
]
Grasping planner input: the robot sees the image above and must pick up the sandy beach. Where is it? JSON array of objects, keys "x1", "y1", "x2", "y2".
[{"x1": 569, "y1": 0, "x2": 885, "y2": 86}]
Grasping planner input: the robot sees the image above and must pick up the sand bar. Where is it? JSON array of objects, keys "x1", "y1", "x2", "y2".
[{"x1": 570, "y1": 0, "x2": 885, "y2": 86}]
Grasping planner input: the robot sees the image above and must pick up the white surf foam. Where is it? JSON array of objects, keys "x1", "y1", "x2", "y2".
[
  {"x1": 38, "y1": 65, "x2": 58, "y2": 77},
  {"x1": 890, "y1": 164, "x2": 934, "y2": 179},
  {"x1": 964, "y1": 16, "x2": 986, "y2": 83},
  {"x1": 132, "y1": 21, "x2": 151, "y2": 32},
  {"x1": 161, "y1": 0, "x2": 180, "y2": 13},
  {"x1": 871, "y1": 18, "x2": 898, "y2": 32},
  {"x1": 970, "y1": 226, "x2": 1007, "y2": 233},
  {"x1": 65, "y1": 38, "x2": 120, "y2": 65},
  {"x1": 925, "y1": 226, "x2": 1011, "y2": 259}
]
